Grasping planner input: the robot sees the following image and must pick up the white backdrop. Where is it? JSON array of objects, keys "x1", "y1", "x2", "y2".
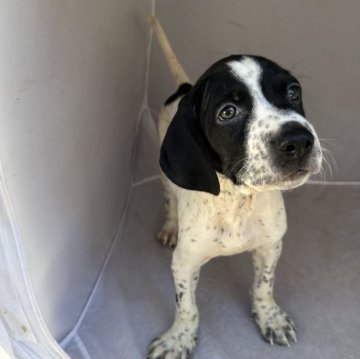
[
  {"x1": 0, "y1": 0, "x2": 152, "y2": 351},
  {"x1": 0, "y1": 1, "x2": 359, "y2": 358}
]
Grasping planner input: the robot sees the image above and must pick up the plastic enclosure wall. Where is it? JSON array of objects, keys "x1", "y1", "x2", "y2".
[{"x1": 0, "y1": 0, "x2": 151, "y2": 340}]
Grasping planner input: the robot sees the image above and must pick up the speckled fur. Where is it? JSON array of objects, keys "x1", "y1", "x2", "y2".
[
  {"x1": 148, "y1": 57, "x2": 320, "y2": 358},
  {"x1": 227, "y1": 58, "x2": 322, "y2": 191}
]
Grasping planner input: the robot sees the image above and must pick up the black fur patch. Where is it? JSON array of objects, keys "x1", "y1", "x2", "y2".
[
  {"x1": 254, "y1": 55, "x2": 305, "y2": 116},
  {"x1": 164, "y1": 83, "x2": 193, "y2": 106}
]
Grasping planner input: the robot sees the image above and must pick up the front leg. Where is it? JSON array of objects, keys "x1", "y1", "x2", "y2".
[
  {"x1": 251, "y1": 241, "x2": 297, "y2": 346},
  {"x1": 148, "y1": 245, "x2": 203, "y2": 359}
]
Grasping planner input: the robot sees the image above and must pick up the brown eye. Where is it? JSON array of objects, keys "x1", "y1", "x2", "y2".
[
  {"x1": 287, "y1": 84, "x2": 301, "y2": 104},
  {"x1": 218, "y1": 105, "x2": 238, "y2": 121}
]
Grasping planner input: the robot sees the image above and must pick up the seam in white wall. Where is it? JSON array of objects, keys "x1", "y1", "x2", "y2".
[
  {"x1": 130, "y1": 176, "x2": 360, "y2": 189},
  {"x1": 132, "y1": 174, "x2": 161, "y2": 188},
  {"x1": 73, "y1": 334, "x2": 93, "y2": 359},
  {"x1": 60, "y1": 144, "x2": 159, "y2": 350},
  {"x1": 308, "y1": 180, "x2": 360, "y2": 185},
  {"x1": 59, "y1": 184, "x2": 133, "y2": 348},
  {"x1": 130, "y1": 0, "x2": 156, "y2": 185},
  {"x1": 60, "y1": 0, "x2": 157, "y2": 350},
  {"x1": 142, "y1": 0, "x2": 156, "y2": 107}
]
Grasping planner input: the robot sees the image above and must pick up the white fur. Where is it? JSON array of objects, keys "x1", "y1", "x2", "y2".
[{"x1": 148, "y1": 93, "x2": 298, "y2": 358}]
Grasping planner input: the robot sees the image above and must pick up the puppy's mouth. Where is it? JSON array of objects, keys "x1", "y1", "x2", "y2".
[
  {"x1": 273, "y1": 150, "x2": 323, "y2": 187},
  {"x1": 239, "y1": 166, "x2": 313, "y2": 192},
  {"x1": 283, "y1": 168, "x2": 309, "y2": 181},
  {"x1": 272, "y1": 170, "x2": 311, "y2": 187}
]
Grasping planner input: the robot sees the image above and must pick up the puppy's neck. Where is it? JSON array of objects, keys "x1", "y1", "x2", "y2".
[
  {"x1": 216, "y1": 172, "x2": 257, "y2": 197},
  {"x1": 212, "y1": 172, "x2": 256, "y2": 213}
]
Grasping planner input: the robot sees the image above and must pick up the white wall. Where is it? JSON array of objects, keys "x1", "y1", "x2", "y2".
[
  {"x1": 149, "y1": 0, "x2": 360, "y2": 181},
  {"x1": 0, "y1": 0, "x2": 151, "y2": 340}
]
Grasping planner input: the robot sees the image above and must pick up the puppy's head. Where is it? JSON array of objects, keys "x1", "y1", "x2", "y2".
[{"x1": 160, "y1": 55, "x2": 322, "y2": 195}]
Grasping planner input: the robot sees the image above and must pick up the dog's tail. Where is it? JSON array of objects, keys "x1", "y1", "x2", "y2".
[{"x1": 147, "y1": 15, "x2": 190, "y2": 86}]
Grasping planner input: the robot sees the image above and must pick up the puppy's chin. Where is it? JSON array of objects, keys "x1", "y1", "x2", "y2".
[
  {"x1": 242, "y1": 171, "x2": 311, "y2": 193},
  {"x1": 275, "y1": 172, "x2": 311, "y2": 190}
]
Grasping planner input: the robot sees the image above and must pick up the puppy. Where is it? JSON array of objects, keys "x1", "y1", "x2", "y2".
[{"x1": 147, "y1": 16, "x2": 322, "y2": 358}]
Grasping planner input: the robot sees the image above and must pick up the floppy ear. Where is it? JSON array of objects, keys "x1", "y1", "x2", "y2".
[{"x1": 160, "y1": 95, "x2": 220, "y2": 195}]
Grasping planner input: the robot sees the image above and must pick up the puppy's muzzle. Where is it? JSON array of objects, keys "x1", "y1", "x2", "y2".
[{"x1": 270, "y1": 121, "x2": 316, "y2": 176}]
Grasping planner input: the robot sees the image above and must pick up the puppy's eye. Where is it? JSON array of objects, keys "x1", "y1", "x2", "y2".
[
  {"x1": 287, "y1": 84, "x2": 301, "y2": 104},
  {"x1": 218, "y1": 105, "x2": 238, "y2": 121}
]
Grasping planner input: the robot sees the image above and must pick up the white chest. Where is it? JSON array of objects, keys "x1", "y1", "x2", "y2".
[{"x1": 175, "y1": 182, "x2": 287, "y2": 258}]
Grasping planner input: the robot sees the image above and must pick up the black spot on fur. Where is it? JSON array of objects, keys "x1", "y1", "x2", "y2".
[{"x1": 176, "y1": 291, "x2": 184, "y2": 304}]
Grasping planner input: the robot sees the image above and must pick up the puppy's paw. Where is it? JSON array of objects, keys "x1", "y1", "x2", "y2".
[
  {"x1": 252, "y1": 304, "x2": 297, "y2": 346},
  {"x1": 157, "y1": 221, "x2": 178, "y2": 248},
  {"x1": 147, "y1": 326, "x2": 197, "y2": 359}
]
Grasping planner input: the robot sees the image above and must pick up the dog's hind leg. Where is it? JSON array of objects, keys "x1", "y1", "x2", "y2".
[
  {"x1": 157, "y1": 101, "x2": 181, "y2": 249},
  {"x1": 157, "y1": 175, "x2": 178, "y2": 248}
]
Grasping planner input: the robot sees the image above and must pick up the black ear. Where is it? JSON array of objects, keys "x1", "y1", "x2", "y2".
[{"x1": 160, "y1": 95, "x2": 220, "y2": 195}]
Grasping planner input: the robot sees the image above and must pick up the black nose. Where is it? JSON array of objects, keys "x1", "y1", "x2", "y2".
[{"x1": 273, "y1": 123, "x2": 314, "y2": 160}]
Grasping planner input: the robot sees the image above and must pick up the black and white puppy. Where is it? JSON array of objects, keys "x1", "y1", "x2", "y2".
[{"x1": 147, "y1": 17, "x2": 322, "y2": 359}]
